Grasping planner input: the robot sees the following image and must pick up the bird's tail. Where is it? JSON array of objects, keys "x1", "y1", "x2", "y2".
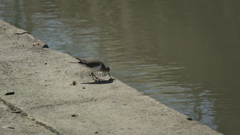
[
  {"x1": 75, "y1": 58, "x2": 83, "y2": 61},
  {"x1": 70, "y1": 58, "x2": 83, "y2": 64}
]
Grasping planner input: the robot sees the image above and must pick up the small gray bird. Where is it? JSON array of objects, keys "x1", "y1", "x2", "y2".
[{"x1": 70, "y1": 58, "x2": 111, "y2": 81}]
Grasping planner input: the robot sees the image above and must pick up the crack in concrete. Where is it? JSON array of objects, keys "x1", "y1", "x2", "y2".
[{"x1": 0, "y1": 98, "x2": 63, "y2": 135}]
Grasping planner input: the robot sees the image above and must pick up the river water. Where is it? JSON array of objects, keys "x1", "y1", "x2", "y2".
[{"x1": 1, "y1": 0, "x2": 240, "y2": 134}]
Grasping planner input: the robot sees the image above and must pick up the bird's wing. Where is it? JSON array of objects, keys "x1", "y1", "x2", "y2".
[{"x1": 85, "y1": 61, "x2": 102, "y2": 68}]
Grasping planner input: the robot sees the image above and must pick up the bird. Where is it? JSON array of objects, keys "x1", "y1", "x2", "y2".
[{"x1": 70, "y1": 58, "x2": 111, "y2": 81}]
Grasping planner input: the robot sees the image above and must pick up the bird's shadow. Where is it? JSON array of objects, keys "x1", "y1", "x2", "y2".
[{"x1": 81, "y1": 78, "x2": 115, "y2": 84}]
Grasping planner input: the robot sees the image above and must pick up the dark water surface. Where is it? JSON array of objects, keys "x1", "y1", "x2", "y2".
[{"x1": 1, "y1": 0, "x2": 240, "y2": 134}]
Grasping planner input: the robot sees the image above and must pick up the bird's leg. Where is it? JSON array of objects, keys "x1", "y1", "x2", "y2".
[
  {"x1": 91, "y1": 72, "x2": 98, "y2": 81},
  {"x1": 91, "y1": 72, "x2": 95, "y2": 80}
]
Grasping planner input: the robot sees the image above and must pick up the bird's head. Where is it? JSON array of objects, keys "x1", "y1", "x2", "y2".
[{"x1": 106, "y1": 67, "x2": 111, "y2": 78}]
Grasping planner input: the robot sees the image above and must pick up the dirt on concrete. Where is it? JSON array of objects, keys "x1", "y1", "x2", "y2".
[
  {"x1": 0, "y1": 101, "x2": 55, "y2": 135},
  {"x1": 0, "y1": 19, "x2": 223, "y2": 135}
]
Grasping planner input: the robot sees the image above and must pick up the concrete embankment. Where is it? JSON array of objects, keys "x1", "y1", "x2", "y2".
[{"x1": 0, "y1": 19, "x2": 222, "y2": 135}]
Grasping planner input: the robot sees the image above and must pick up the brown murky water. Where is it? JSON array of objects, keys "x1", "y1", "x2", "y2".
[{"x1": 1, "y1": 0, "x2": 240, "y2": 134}]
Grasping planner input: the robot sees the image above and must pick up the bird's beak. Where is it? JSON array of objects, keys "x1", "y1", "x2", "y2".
[{"x1": 108, "y1": 72, "x2": 111, "y2": 78}]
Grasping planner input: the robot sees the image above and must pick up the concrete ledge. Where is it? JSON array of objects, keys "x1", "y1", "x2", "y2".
[{"x1": 0, "y1": 19, "x2": 222, "y2": 135}]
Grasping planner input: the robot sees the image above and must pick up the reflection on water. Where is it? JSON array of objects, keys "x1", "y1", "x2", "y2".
[{"x1": 1, "y1": 0, "x2": 240, "y2": 134}]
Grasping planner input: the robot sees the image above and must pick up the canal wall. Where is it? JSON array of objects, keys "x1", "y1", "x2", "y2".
[{"x1": 0, "y1": 19, "x2": 222, "y2": 135}]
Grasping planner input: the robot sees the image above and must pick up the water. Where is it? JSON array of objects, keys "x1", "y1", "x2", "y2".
[{"x1": 1, "y1": 0, "x2": 240, "y2": 134}]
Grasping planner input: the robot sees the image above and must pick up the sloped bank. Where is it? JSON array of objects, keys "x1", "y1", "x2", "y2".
[{"x1": 0, "y1": 19, "x2": 222, "y2": 135}]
